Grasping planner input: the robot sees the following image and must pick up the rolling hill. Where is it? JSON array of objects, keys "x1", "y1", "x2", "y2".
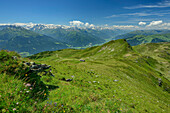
[
  {"x1": 133, "y1": 42, "x2": 170, "y2": 80},
  {"x1": 26, "y1": 39, "x2": 169, "y2": 112},
  {"x1": 114, "y1": 30, "x2": 170, "y2": 40},
  {"x1": 1, "y1": 39, "x2": 170, "y2": 112},
  {"x1": 126, "y1": 33, "x2": 170, "y2": 46}
]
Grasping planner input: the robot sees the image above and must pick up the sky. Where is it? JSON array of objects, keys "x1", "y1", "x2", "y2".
[{"x1": 0, "y1": 0, "x2": 170, "y2": 29}]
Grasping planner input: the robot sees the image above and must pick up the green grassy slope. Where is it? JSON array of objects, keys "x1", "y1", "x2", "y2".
[
  {"x1": 29, "y1": 39, "x2": 133, "y2": 59},
  {"x1": 0, "y1": 50, "x2": 49, "y2": 112},
  {"x1": 133, "y1": 42, "x2": 170, "y2": 80},
  {"x1": 126, "y1": 33, "x2": 170, "y2": 46},
  {"x1": 114, "y1": 30, "x2": 170, "y2": 40},
  {"x1": 26, "y1": 39, "x2": 170, "y2": 112}
]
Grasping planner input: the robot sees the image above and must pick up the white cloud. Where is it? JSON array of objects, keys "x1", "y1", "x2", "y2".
[
  {"x1": 112, "y1": 25, "x2": 139, "y2": 29},
  {"x1": 0, "y1": 23, "x2": 10, "y2": 26},
  {"x1": 84, "y1": 22, "x2": 90, "y2": 27},
  {"x1": 161, "y1": 22, "x2": 170, "y2": 26},
  {"x1": 138, "y1": 22, "x2": 146, "y2": 26},
  {"x1": 124, "y1": 1, "x2": 170, "y2": 9},
  {"x1": 1, "y1": 20, "x2": 170, "y2": 30},
  {"x1": 69, "y1": 21, "x2": 84, "y2": 27},
  {"x1": 69, "y1": 21, "x2": 96, "y2": 28},
  {"x1": 149, "y1": 22, "x2": 170, "y2": 29},
  {"x1": 105, "y1": 12, "x2": 170, "y2": 18},
  {"x1": 105, "y1": 15, "x2": 118, "y2": 18},
  {"x1": 14, "y1": 23, "x2": 29, "y2": 26},
  {"x1": 125, "y1": 12, "x2": 168, "y2": 16},
  {"x1": 89, "y1": 24, "x2": 95, "y2": 28},
  {"x1": 143, "y1": 21, "x2": 170, "y2": 30},
  {"x1": 147, "y1": 20, "x2": 163, "y2": 26}
]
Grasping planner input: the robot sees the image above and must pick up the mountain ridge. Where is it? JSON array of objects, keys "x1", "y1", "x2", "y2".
[
  {"x1": 114, "y1": 30, "x2": 170, "y2": 40},
  {"x1": 0, "y1": 26, "x2": 68, "y2": 56}
]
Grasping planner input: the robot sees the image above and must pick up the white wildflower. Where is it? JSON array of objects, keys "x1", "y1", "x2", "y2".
[{"x1": 13, "y1": 108, "x2": 16, "y2": 111}]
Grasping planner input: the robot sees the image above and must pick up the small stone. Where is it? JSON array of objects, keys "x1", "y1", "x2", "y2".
[
  {"x1": 12, "y1": 56, "x2": 17, "y2": 60},
  {"x1": 30, "y1": 62, "x2": 36, "y2": 65},
  {"x1": 24, "y1": 62, "x2": 30, "y2": 66},
  {"x1": 50, "y1": 73, "x2": 55, "y2": 77},
  {"x1": 31, "y1": 65, "x2": 38, "y2": 69},
  {"x1": 80, "y1": 59, "x2": 85, "y2": 62},
  {"x1": 25, "y1": 83, "x2": 31, "y2": 87},
  {"x1": 66, "y1": 79, "x2": 72, "y2": 82},
  {"x1": 114, "y1": 80, "x2": 118, "y2": 82}
]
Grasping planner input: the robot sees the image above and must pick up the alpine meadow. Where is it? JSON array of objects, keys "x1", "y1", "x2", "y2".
[{"x1": 0, "y1": 0, "x2": 170, "y2": 113}]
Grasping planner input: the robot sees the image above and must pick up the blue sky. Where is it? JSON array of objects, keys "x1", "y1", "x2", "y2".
[{"x1": 0, "y1": 0, "x2": 170, "y2": 28}]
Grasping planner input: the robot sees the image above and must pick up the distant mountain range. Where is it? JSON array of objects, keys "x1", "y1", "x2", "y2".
[
  {"x1": 31, "y1": 27, "x2": 105, "y2": 47},
  {"x1": 28, "y1": 24, "x2": 130, "y2": 47},
  {"x1": 0, "y1": 24, "x2": 170, "y2": 56},
  {"x1": 0, "y1": 26, "x2": 67, "y2": 56},
  {"x1": 126, "y1": 33, "x2": 170, "y2": 46},
  {"x1": 0, "y1": 25, "x2": 130, "y2": 55},
  {"x1": 114, "y1": 30, "x2": 170, "y2": 40}
]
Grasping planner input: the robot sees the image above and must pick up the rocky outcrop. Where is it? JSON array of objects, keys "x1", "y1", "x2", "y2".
[
  {"x1": 158, "y1": 78, "x2": 162, "y2": 87},
  {"x1": 23, "y1": 61, "x2": 54, "y2": 77}
]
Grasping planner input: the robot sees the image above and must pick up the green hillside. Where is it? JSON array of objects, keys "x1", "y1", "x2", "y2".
[
  {"x1": 0, "y1": 50, "x2": 49, "y2": 112},
  {"x1": 114, "y1": 30, "x2": 170, "y2": 40},
  {"x1": 0, "y1": 26, "x2": 68, "y2": 56},
  {"x1": 28, "y1": 39, "x2": 170, "y2": 112},
  {"x1": 1, "y1": 40, "x2": 169, "y2": 112},
  {"x1": 126, "y1": 33, "x2": 170, "y2": 46},
  {"x1": 133, "y1": 42, "x2": 170, "y2": 80}
]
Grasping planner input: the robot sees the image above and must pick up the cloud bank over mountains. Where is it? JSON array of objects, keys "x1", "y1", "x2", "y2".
[
  {"x1": 147, "y1": 20, "x2": 163, "y2": 26},
  {"x1": 138, "y1": 22, "x2": 146, "y2": 26},
  {"x1": 69, "y1": 21, "x2": 95, "y2": 28},
  {"x1": 0, "y1": 20, "x2": 170, "y2": 30}
]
